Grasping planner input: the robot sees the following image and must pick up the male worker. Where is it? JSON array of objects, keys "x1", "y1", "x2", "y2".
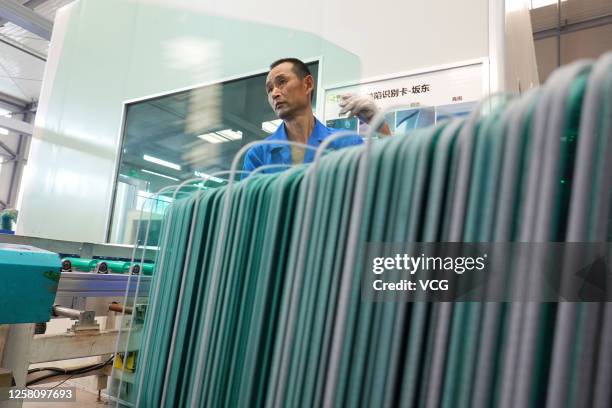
[{"x1": 242, "y1": 57, "x2": 389, "y2": 174}]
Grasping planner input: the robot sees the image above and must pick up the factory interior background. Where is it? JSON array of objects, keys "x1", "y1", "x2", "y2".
[{"x1": 0, "y1": 0, "x2": 611, "y2": 406}]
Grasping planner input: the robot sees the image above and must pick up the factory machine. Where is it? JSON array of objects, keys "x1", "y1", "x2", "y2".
[{"x1": 0, "y1": 234, "x2": 156, "y2": 405}]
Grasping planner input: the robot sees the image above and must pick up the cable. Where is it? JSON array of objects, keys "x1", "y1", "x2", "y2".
[
  {"x1": 28, "y1": 367, "x2": 66, "y2": 374},
  {"x1": 26, "y1": 356, "x2": 114, "y2": 386},
  {"x1": 48, "y1": 374, "x2": 75, "y2": 390},
  {"x1": 28, "y1": 355, "x2": 114, "y2": 374},
  {"x1": 27, "y1": 357, "x2": 113, "y2": 386}
]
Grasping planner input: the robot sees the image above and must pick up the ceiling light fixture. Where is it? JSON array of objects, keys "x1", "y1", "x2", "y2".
[
  {"x1": 197, "y1": 129, "x2": 243, "y2": 143},
  {"x1": 261, "y1": 119, "x2": 282, "y2": 134},
  {"x1": 198, "y1": 133, "x2": 226, "y2": 144},
  {"x1": 143, "y1": 154, "x2": 182, "y2": 170},
  {"x1": 141, "y1": 169, "x2": 179, "y2": 181},
  {"x1": 216, "y1": 129, "x2": 243, "y2": 140}
]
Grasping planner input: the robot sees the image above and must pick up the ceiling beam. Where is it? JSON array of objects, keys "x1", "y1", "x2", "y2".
[
  {"x1": 0, "y1": 0, "x2": 51, "y2": 27},
  {"x1": 0, "y1": 0, "x2": 53, "y2": 40},
  {"x1": 0, "y1": 114, "x2": 33, "y2": 135},
  {"x1": 0, "y1": 139, "x2": 15, "y2": 157},
  {"x1": 533, "y1": 13, "x2": 612, "y2": 41},
  {"x1": 0, "y1": 91, "x2": 28, "y2": 110},
  {"x1": 0, "y1": 34, "x2": 46, "y2": 61}
]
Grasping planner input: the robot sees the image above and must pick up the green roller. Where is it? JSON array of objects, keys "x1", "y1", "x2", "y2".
[
  {"x1": 61, "y1": 257, "x2": 97, "y2": 271},
  {"x1": 105, "y1": 260, "x2": 131, "y2": 274},
  {"x1": 140, "y1": 263, "x2": 155, "y2": 275}
]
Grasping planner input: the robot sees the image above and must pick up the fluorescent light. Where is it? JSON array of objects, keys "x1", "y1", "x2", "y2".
[
  {"x1": 143, "y1": 154, "x2": 182, "y2": 171},
  {"x1": 141, "y1": 169, "x2": 179, "y2": 181},
  {"x1": 197, "y1": 129, "x2": 243, "y2": 143},
  {"x1": 0, "y1": 128, "x2": 8, "y2": 135},
  {"x1": 216, "y1": 129, "x2": 243, "y2": 140},
  {"x1": 261, "y1": 119, "x2": 282, "y2": 134},
  {"x1": 529, "y1": 0, "x2": 566, "y2": 9},
  {"x1": 194, "y1": 171, "x2": 226, "y2": 184},
  {"x1": 198, "y1": 133, "x2": 226, "y2": 144}
]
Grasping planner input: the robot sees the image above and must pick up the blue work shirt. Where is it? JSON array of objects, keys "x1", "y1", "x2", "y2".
[{"x1": 242, "y1": 118, "x2": 362, "y2": 177}]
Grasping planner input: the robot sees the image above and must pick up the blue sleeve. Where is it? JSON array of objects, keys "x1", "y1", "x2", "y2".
[
  {"x1": 332, "y1": 134, "x2": 363, "y2": 150},
  {"x1": 241, "y1": 147, "x2": 261, "y2": 180},
  {"x1": 348, "y1": 135, "x2": 364, "y2": 146}
]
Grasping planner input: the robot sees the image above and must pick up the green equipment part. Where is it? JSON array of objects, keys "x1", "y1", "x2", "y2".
[
  {"x1": 61, "y1": 257, "x2": 98, "y2": 271},
  {"x1": 140, "y1": 263, "x2": 154, "y2": 275},
  {"x1": 105, "y1": 261, "x2": 155, "y2": 275},
  {"x1": 105, "y1": 260, "x2": 131, "y2": 274},
  {"x1": 63, "y1": 257, "x2": 154, "y2": 275},
  {"x1": 0, "y1": 244, "x2": 61, "y2": 324}
]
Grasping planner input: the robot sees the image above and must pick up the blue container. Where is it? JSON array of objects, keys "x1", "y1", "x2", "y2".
[{"x1": 0, "y1": 244, "x2": 61, "y2": 324}]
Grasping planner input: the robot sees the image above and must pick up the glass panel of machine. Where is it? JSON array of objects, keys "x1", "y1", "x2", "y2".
[{"x1": 109, "y1": 62, "x2": 319, "y2": 245}]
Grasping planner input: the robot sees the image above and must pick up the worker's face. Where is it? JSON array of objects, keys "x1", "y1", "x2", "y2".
[{"x1": 266, "y1": 62, "x2": 313, "y2": 120}]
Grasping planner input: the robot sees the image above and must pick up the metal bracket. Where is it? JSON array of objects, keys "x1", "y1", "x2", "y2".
[
  {"x1": 53, "y1": 306, "x2": 100, "y2": 333},
  {"x1": 69, "y1": 310, "x2": 100, "y2": 333}
]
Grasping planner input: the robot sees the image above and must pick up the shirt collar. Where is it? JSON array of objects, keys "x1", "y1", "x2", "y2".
[{"x1": 269, "y1": 117, "x2": 330, "y2": 150}]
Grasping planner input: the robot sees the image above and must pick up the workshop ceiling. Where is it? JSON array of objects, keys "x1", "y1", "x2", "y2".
[{"x1": 0, "y1": 0, "x2": 73, "y2": 105}]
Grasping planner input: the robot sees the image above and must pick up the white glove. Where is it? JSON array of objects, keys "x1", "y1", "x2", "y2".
[{"x1": 338, "y1": 94, "x2": 379, "y2": 123}]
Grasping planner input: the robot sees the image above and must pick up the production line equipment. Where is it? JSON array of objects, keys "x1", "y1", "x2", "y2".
[{"x1": 0, "y1": 237, "x2": 155, "y2": 405}]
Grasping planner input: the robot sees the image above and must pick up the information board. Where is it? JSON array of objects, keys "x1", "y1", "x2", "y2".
[{"x1": 323, "y1": 61, "x2": 486, "y2": 134}]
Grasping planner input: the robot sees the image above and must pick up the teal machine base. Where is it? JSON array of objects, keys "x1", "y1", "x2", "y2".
[{"x1": 0, "y1": 244, "x2": 61, "y2": 324}]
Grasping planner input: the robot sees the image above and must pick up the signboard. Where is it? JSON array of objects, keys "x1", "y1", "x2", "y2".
[{"x1": 323, "y1": 62, "x2": 486, "y2": 134}]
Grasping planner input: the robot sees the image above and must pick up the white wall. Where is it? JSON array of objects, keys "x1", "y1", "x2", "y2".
[
  {"x1": 141, "y1": 0, "x2": 490, "y2": 79},
  {"x1": 18, "y1": 0, "x2": 491, "y2": 242}
]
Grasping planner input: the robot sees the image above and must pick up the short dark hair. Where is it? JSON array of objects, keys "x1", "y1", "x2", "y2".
[
  {"x1": 270, "y1": 57, "x2": 312, "y2": 79},
  {"x1": 269, "y1": 58, "x2": 314, "y2": 101}
]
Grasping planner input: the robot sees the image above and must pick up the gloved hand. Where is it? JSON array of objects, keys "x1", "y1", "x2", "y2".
[{"x1": 338, "y1": 94, "x2": 379, "y2": 123}]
